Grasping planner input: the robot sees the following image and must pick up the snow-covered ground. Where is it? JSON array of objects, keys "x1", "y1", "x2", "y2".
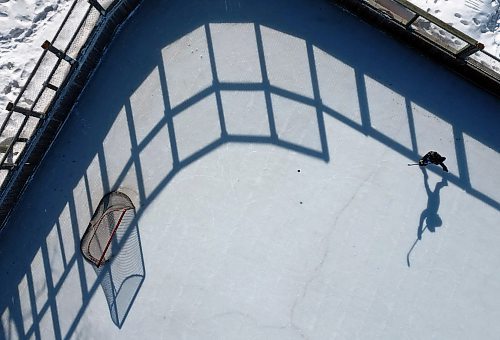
[
  {"x1": 0, "y1": 0, "x2": 498, "y2": 339},
  {"x1": 410, "y1": 0, "x2": 500, "y2": 56},
  {"x1": 0, "y1": 0, "x2": 72, "y2": 115}
]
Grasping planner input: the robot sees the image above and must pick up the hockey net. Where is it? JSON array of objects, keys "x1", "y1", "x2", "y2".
[{"x1": 81, "y1": 191, "x2": 136, "y2": 267}]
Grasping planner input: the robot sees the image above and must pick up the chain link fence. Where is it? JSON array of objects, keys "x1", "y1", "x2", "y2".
[{"x1": 0, "y1": 0, "x2": 141, "y2": 230}]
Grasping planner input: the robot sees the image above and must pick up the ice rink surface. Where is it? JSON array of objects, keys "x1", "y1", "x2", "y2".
[{"x1": 0, "y1": 0, "x2": 499, "y2": 339}]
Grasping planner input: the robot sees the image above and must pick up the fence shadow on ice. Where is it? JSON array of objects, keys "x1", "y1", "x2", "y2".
[{"x1": 0, "y1": 0, "x2": 499, "y2": 339}]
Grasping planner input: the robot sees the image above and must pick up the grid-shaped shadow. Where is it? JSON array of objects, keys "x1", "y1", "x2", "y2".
[{"x1": 0, "y1": 0, "x2": 498, "y2": 339}]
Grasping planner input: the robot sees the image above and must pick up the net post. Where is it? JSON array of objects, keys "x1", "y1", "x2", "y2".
[{"x1": 96, "y1": 208, "x2": 128, "y2": 267}]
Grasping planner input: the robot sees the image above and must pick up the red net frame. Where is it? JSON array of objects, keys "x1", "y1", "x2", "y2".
[{"x1": 81, "y1": 191, "x2": 135, "y2": 267}]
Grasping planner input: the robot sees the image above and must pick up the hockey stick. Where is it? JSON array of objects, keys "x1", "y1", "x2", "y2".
[
  {"x1": 406, "y1": 225, "x2": 427, "y2": 267},
  {"x1": 406, "y1": 238, "x2": 418, "y2": 267}
]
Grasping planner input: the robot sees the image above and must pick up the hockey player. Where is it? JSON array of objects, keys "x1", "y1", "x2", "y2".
[{"x1": 419, "y1": 151, "x2": 448, "y2": 172}]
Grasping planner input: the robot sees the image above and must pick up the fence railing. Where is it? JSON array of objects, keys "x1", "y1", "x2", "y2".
[
  {"x1": 0, "y1": 0, "x2": 141, "y2": 230},
  {"x1": 1, "y1": 1, "x2": 99, "y2": 178},
  {"x1": 363, "y1": 0, "x2": 500, "y2": 82}
]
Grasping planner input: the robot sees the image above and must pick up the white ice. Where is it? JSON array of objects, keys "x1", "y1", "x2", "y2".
[{"x1": 0, "y1": 0, "x2": 499, "y2": 339}]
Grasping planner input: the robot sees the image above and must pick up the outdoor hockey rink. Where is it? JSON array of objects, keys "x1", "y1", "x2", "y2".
[{"x1": 1, "y1": 0, "x2": 499, "y2": 339}]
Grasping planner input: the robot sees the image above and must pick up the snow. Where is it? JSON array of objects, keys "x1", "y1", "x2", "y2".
[
  {"x1": 0, "y1": 0, "x2": 72, "y2": 114},
  {"x1": 0, "y1": 0, "x2": 498, "y2": 339},
  {"x1": 409, "y1": 0, "x2": 499, "y2": 56}
]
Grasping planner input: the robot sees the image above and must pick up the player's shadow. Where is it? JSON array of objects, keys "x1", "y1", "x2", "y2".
[
  {"x1": 417, "y1": 167, "x2": 448, "y2": 239},
  {"x1": 407, "y1": 167, "x2": 448, "y2": 266}
]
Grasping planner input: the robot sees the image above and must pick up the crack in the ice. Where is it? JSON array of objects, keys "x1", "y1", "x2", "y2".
[
  {"x1": 289, "y1": 164, "x2": 383, "y2": 337},
  {"x1": 194, "y1": 309, "x2": 289, "y2": 333}
]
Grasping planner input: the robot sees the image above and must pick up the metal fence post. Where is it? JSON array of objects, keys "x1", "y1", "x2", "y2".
[
  {"x1": 43, "y1": 82, "x2": 59, "y2": 92},
  {"x1": 457, "y1": 42, "x2": 485, "y2": 60},
  {"x1": 88, "y1": 0, "x2": 106, "y2": 15},
  {"x1": 6, "y1": 102, "x2": 45, "y2": 119},
  {"x1": 405, "y1": 14, "x2": 419, "y2": 29},
  {"x1": 41, "y1": 40, "x2": 77, "y2": 65}
]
